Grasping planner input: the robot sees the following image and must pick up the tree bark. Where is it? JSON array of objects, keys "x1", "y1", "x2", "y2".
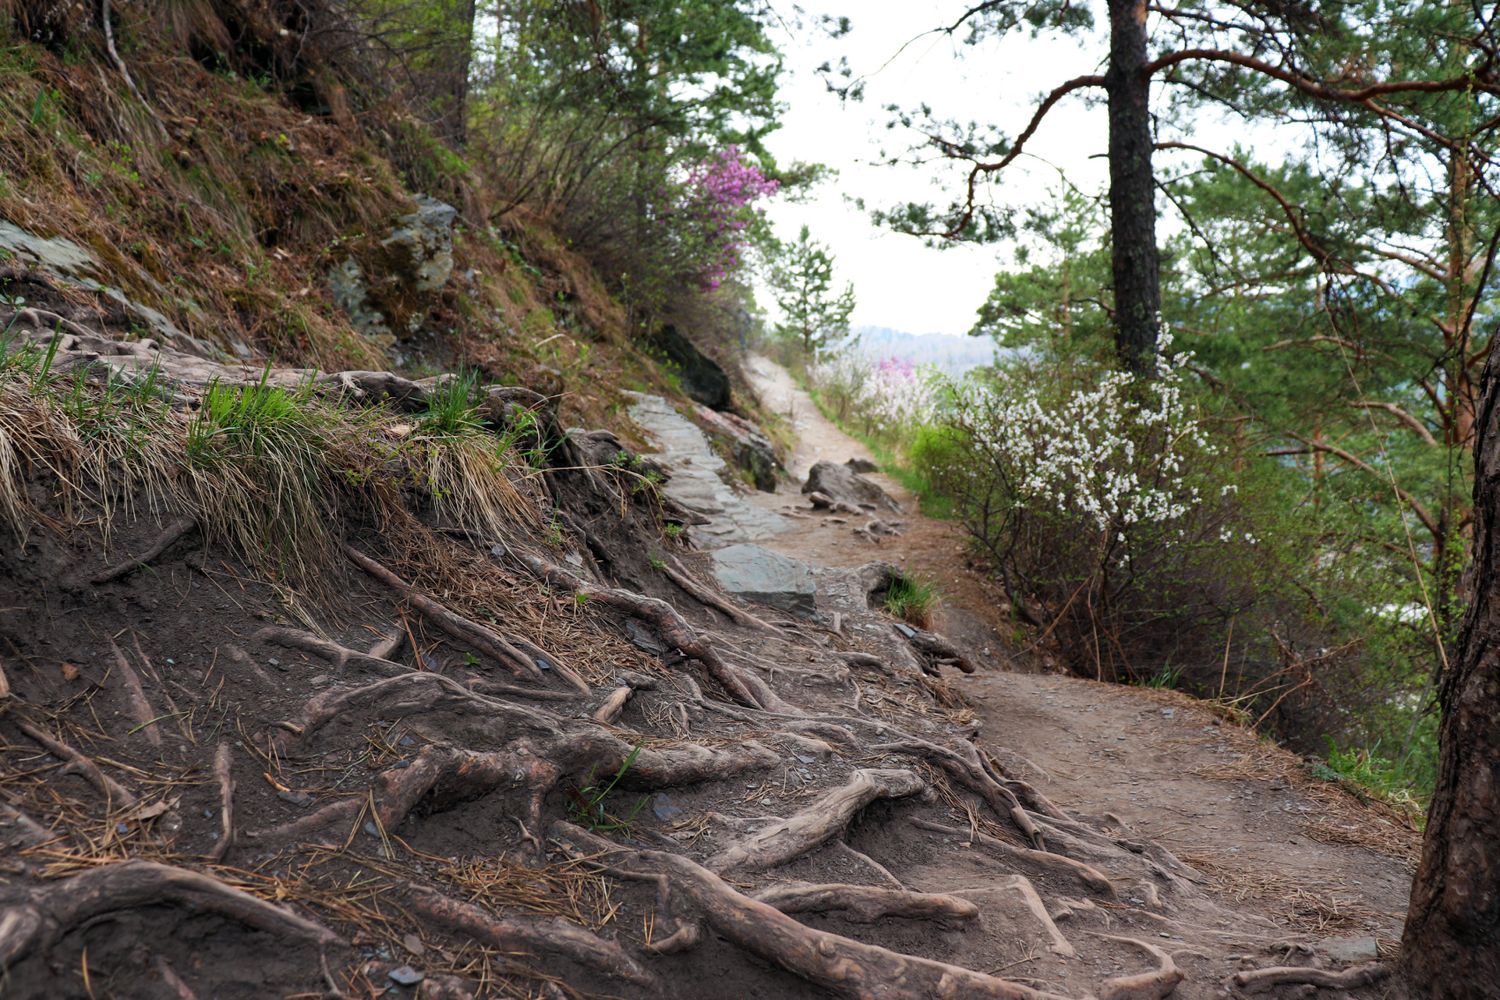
[
  {"x1": 1105, "y1": 0, "x2": 1161, "y2": 374},
  {"x1": 1401, "y1": 339, "x2": 1500, "y2": 996}
]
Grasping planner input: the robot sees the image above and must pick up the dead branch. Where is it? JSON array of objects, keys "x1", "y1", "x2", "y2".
[
  {"x1": 0, "y1": 860, "x2": 339, "y2": 970},
  {"x1": 404, "y1": 886, "x2": 655, "y2": 988},
  {"x1": 552, "y1": 821, "x2": 1073, "y2": 1000},
  {"x1": 254, "y1": 626, "x2": 409, "y2": 677},
  {"x1": 910, "y1": 819, "x2": 1115, "y2": 898},
  {"x1": 108, "y1": 636, "x2": 161, "y2": 749},
  {"x1": 1231, "y1": 962, "x2": 1389, "y2": 992},
  {"x1": 716, "y1": 768, "x2": 927, "y2": 873},
  {"x1": 90, "y1": 517, "x2": 197, "y2": 584},
  {"x1": 1094, "y1": 935, "x2": 1184, "y2": 1000},
  {"x1": 519, "y1": 551, "x2": 790, "y2": 711},
  {"x1": 14, "y1": 718, "x2": 137, "y2": 809},
  {"x1": 207, "y1": 742, "x2": 234, "y2": 862},
  {"x1": 753, "y1": 883, "x2": 979, "y2": 928},
  {"x1": 345, "y1": 546, "x2": 543, "y2": 682}
]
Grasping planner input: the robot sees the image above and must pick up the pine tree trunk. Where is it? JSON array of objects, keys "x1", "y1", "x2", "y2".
[
  {"x1": 1401, "y1": 338, "x2": 1500, "y2": 996},
  {"x1": 1105, "y1": 0, "x2": 1160, "y2": 375}
]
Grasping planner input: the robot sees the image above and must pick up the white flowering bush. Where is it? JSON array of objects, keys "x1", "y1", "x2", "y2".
[
  {"x1": 915, "y1": 339, "x2": 1281, "y2": 682},
  {"x1": 808, "y1": 352, "x2": 942, "y2": 449}
]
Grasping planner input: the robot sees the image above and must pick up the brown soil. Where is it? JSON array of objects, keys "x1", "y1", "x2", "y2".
[
  {"x1": 745, "y1": 353, "x2": 1420, "y2": 970},
  {"x1": 0, "y1": 323, "x2": 1419, "y2": 1000}
]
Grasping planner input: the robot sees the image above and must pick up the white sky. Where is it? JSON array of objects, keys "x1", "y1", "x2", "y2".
[{"x1": 757, "y1": 3, "x2": 1112, "y2": 337}]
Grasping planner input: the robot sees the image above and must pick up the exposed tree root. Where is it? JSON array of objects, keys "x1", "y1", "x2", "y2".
[
  {"x1": 0, "y1": 655, "x2": 9, "y2": 701},
  {"x1": 1095, "y1": 936, "x2": 1185, "y2": 1000},
  {"x1": 753, "y1": 883, "x2": 979, "y2": 928},
  {"x1": 715, "y1": 768, "x2": 927, "y2": 873},
  {"x1": 107, "y1": 636, "x2": 161, "y2": 749},
  {"x1": 910, "y1": 819, "x2": 1116, "y2": 898},
  {"x1": 254, "y1": 688, "x2": 777, "y2": 846},
  {"x1": 153, "y1": 955, "x2": 200, "y2": 1000},
  {"x1": 403, "y1": 886, "x2": 655, "y2": 988},
  {"x1": 254, "y1": 626, "x2": 410, "y2": 678},
  {"x1": 903, "y1": 625, "x2": 976, "y2": 674},
  {"x1": 14, "y1": 718, "x2": 137, "y2": 809},
  {"x1": 207, "y1": 742, "x2": 234, "y2": 862},
  {"x1": 664, "y1": 557, "x2": 778, "y2": 632},
  {"x1": 90, "y1": 516, "x2": 197, "y2": 584},
  {"x1": 552, "y1": 822, "x2": 1073, "y2": 1000},
  {"x1": 519, "y1": 552, "x2": 791, "y2": 711},
  {"x1": 953, "y1": 877, "x2": 1077, "y2": 957},
  {"x1": 1230, "y1": 962, "x2": 1389, "y2": 993},
  {"x1": 345, "y1": 546, "x2": 544, "y2": 683},
  {"x1": 593, "y1": 686, "x2": 633, "y2": 725},
  {"x1": 506, "y1": 634, "x2": 592, "y2": 694},
  {"x1": 0, "y1": 860, "x2": 339, "y2": 970}
]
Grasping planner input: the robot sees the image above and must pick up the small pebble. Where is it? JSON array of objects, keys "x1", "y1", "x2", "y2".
[{"x1": 388, "y1": 964, "x2": 424, "y2": 986}]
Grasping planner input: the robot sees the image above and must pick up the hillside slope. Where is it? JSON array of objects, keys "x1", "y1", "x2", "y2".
[{"x1": 0, "y1": 12, "x2": 1419, "y2": 1000}]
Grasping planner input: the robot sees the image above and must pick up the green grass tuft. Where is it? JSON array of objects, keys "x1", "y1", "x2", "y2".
[{"x1": 884, "y1": 571, "x2": 938, "y2": 628}]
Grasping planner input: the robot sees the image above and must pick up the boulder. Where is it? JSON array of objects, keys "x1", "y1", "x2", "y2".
[
  {"x1": 693, "y1": 403, "x2": 782, "y2": 492},
  {"x1": 328, "y1": 195, "x2": 458, "y2": 349},
  {"x1": 710, "y1": 543, "x2": 816, "y2": 616},
  {"x1": 802, "y1": 460, "x2": 902, "y2": 513},
  {"x1": 653, "y1": 324, "x2": 731, "y2": 410}
]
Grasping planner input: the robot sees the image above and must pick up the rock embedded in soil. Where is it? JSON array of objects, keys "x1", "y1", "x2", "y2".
[
  {"x1": 803, "y1": 460, "x2": 902, "y2": 514},
  {"x1": 710, "y1": 543, "x2": 817, "y2": 616}
]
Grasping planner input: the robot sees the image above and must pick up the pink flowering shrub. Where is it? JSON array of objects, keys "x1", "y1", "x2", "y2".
[{"x1": 683, "y1": 146, "x2": 778, "y2": 289}]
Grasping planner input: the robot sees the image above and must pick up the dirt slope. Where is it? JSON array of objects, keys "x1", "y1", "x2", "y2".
[{"x1": 0, "y1": 322, "x2": 1419, "y2": 1000}]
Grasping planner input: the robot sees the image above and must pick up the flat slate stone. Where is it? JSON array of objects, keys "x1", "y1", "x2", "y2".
[{"x1": 710, "y1": 543, "x2": 816, "y2": 616}]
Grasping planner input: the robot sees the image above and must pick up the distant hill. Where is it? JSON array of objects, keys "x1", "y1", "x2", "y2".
[{"x1": 848, "y1": 325, "x2": 997, "y2": 374}]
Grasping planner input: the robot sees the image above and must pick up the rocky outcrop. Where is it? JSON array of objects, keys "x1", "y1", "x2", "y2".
[
  {"x1": 802, "y1": 460, "x2": 902, "y2": 513},
  {"x1": 709, "y1": 543, "x2": 817, "y2": 616},
  {"x1": 328, "y1": 195, "x2": 458, "y2": 350},
  {"x1": 694, "y1": 404, "x2": 782, "y2": 492},
  {"x1": 652, "y1": 324, "x2": 731, "y2": 410}
]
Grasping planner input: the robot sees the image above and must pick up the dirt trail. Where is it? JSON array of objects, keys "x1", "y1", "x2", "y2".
[{"x1": 745, "y1": 352, "x2": 1417, "y2": 962}]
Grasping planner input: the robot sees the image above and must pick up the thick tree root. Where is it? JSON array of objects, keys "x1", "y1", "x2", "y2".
[
  {"x1": 1095, "y1": 936, "x2": 1185, "y2": 1000},
  {"x1": 0, "y1": 860, "x2": 339, "y2": 970},
  {"x1": 552, "y1": 822, "x2": 1073, "y2": 1000},
  {"x1": 403, "y1": 886, "x2": 655, "y2": 988},
  {"x1": 254, "y1": 626, "x2": 410, "y2": 677},
  {"x1": 519, "y1": 552, "x2": 790, "y2": 711},
  {"x1": 716, "y1": 768, "x2": 927, "y2": 872},
  {"x1": 90, "y1": 516, "x2": 197, "y2": 584},
  {"x1": 593, "y1": 686, "x2": 634, "y2": 724},
  {"x1": 910, "y1": 819, "x2": 1116, "y2": 898},
  {"x1": 753, "y1": 883, "x2": 979, "y2": 928},
  {"x1": 253, "y1": 706, "x2": 777, "y2": 846},
  {"x1": 1230, "y1": 962, "x2": 1389, "y2": 992},
  {"x1": 346, "y1": 546, "x2": 545, "y2": 683},
  {"x1": 14, "y1": 719, "x2": 138, "y2": 809}
]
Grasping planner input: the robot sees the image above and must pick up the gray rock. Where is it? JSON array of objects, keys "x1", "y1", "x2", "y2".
[
  {"x1": 710, "y1": 543, "x2": 816, "y2": 616},
  {"x1": 388, "y1": 965, "x2": 425, "y2": 986},
  {"x1": 1323, "y1": 937, "x2": 1380, "y2": 963},
  {"x1": 652, "y1": 324, "x2": 730, "y2": 410},
  {"x1": 382, "y1": 195, "x2": 457, "y2": 294},
  {"x1": 327, "y1": 195, "x2": 457, "y2": 347},
  {"x1": 803, "y1": 460, "x2": 901, "y2": 513}
]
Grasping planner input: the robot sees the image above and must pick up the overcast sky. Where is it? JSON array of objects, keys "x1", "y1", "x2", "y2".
[{"x1": 756, "y1": 3, "x2": 1113, "y2": 338}]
